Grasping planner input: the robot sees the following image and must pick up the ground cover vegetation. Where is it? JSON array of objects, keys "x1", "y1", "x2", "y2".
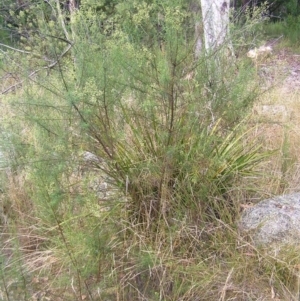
[{"x1": 0, "y1": 0, "x2": 300, "y2": 300}]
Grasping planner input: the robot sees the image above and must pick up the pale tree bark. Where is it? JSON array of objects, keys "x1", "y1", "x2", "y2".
[
  {"x1": 194, "y1": 21, "x2": 203, "y2": 59},
  {"x1": 200, "y1": 0, "x2": 231, "y2": 53},
  {"x1": 189, "y1": 0, "x2": 203, "y2": 60}
]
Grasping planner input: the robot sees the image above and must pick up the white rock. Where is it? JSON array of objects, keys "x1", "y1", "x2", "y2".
[
  {"x1": 239, "y1": 193, "x2": 300, "y2": 246},
  {"x1": 247, "y1": 45, "x2": 272, "y2": 59}
]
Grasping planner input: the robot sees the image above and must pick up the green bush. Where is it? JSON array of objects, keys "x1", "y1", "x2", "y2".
[
  {"x1": 263, "y1": 14, "x2": 300, "y2": 47},
  {"x1": 0, "y1": 1, "x2": 274, "y2": 299}
]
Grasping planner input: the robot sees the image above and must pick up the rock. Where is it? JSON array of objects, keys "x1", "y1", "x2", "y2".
[
  {"x1": 79, "y1": 151, "x2": 105, "y2": 174},
  {"x1": 247, "y1": 46, "x2": 272, "y2": 59},
  {"x1": 239, "y1": 193, "x2": 300, "y2": 246},
  {"x1": 82, "y1": 151, "x2": 103, "y2": 164}
]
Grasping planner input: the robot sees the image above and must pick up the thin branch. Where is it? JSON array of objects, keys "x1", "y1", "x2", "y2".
[
  {"x1": 55, "y1": 0, "x2": 71, "y2": 42},
  {"x1": 1, "y1": 43, "x2": 73, "y2": 95},
  {"x1": 0, "y1": 43, "x2": 31, "y2": 54}
]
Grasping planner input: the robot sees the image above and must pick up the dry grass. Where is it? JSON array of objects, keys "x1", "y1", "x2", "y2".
[{"x1": 250, "y1": 60, "x2": 300, "y2": 195}]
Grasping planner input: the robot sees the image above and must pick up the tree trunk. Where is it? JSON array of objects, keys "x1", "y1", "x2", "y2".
[{"x1": 200, "y1": 0, "x2": 230, "y2": 52}]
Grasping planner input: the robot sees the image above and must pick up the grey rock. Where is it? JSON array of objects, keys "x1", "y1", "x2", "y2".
[
  {"x1": 82, "y1": 151, "x2": 103, "y2": 164},
  {"x1": 239, "y1": 193, "x2": 300, "y2": 246}
]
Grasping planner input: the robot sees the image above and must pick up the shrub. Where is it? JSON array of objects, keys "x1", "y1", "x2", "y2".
[{"x1": 0, "y1": 0, "x2": 274, "y2": 299}]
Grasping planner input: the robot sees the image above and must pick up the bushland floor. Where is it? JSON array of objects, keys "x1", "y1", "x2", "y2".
[{"x1": 1, "y1": 41, "x2": 300, "y2": 300}]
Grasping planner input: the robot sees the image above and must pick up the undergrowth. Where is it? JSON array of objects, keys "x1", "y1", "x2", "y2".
[
  {"x1": 0, "y1": 1, "x2": 300, "y2": 300},
  {"x1": 263, "y1": 15, "x2": 300, "y2": 50}
]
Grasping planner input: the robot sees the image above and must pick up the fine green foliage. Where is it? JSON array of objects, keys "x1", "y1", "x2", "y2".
[
  {"x1": 263, "y1": 15, "x2": 300, "y2": 48},
  {"x1": 0, "y1": 1, "x2": 290, "y2": 300}
]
